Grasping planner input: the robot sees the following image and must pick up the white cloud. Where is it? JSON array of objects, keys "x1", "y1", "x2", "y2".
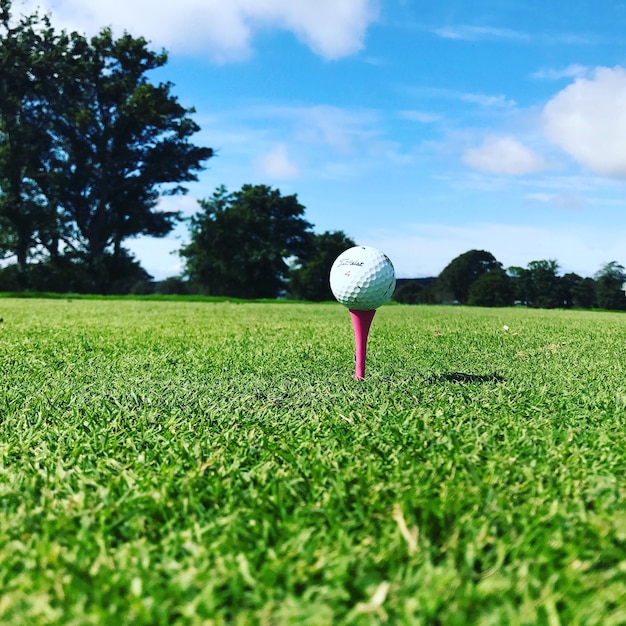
[
  {"x1": 234, "y1": 103, "x2": 403, "y2": 163},
  {"x1": 524, "y1": 191, "x2": 588, "y2": 210},
  {"x1": 432, "y1": 25, "x2": 593, "y2": 46},
  {"x1": 433, "y1": 25, "x2": 529, "y2": 42},
  {"x1": 463, "y1": 136, "x2": 546, "y2": 175},
  {"x1": 256, "y1": 0, "x2": 379, "y2": 60},
  {"x1": 193, "y1": 103, "x2": 407, "y2": 182},
  {"x1": 532, "y1": 64, "x2": 588, "y2": 80},
  {"x1": 150, "y1": 193, "x2": 201, "y2": 218},
  {"x1": 255, "y1": 144, "x2": 299, "y2": 179},
  {"x1": 398, "y1": 110, "x2": 441, "y2": 123},
  {"x1": 293, "y1": 105, "x2": 380, "y2": 153},
  {"x1": 405, "y1": 85, "x2": 516, "y2": 109},
  {"x1": 543, "y1": 66, "x2": 626, "y2": 177},
  {"x1": 461, "y1": 93, "x2": 516, "y2": 108},
  {"x1": 18, "y1": 0, "x2": 378, "y2": 61}
]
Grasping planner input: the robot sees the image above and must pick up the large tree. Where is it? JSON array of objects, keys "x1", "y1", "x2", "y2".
[
  {"x1": 0, "y1": 2, "x2": 213, "y2": 292},
  {"x1": 595, "y1": 261, "x2": 626, "y2": 310},
  {"x1": 525, "y1": 259, "x2": 562, "y2": 308},
  {"x1": 437, "y1": 249, "x2": 502, "y2": 304},
  {"x1": 510, "y1": 262, "x2": 598, "y2": 309},
  {"x1": 50, "y1": 28, "x2": 213, "y2": 291},
  {"x1": 561, "y1": 272, "x2": 597, "y2": 309},
  {"x1": 181, "y1": 184, "x2": 313, "y2": 298},
  {"x1": 467, "y1": 270, "x2": 514, "y2": 307},
  {"x1": 0, "y1": 1, "x2": 63, "y2": 270},
  {"x1": 288, "y1": 230, "x2": 355, "y2": 301}
]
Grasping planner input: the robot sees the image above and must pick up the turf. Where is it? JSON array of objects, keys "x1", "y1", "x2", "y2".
[{"x1": 1, "y1": 299, "x2": 625, "y2": 624}]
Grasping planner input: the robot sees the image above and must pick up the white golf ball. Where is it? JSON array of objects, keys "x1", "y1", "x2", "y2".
[{"x1": 329, "y1": 246, "x2": 396, "y2": 310}]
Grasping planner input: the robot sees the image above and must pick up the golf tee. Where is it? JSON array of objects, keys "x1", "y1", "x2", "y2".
[{"x1": 349, "y1": 309, "x2": 377, "y2": 380}]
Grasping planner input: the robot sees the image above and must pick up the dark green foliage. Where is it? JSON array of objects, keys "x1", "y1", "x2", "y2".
[
  {"x1": 0, "y1": 1, "x2": 64, "y2": 268},
  {"x1": 561, "y1": 273, "x2": 597, "y2": 309},
  {"x1": 0, "y1": 1, "x2": 213, "y2": 291},
  {"x1": 467, "y1": 270, "x2": 514, "y2": 307},
  {"x1": 571, "y1": 276, "x2": 598, "y2": 308},
  {"x1": 0, "y1": 263, "x2": 21, "y2": 291},
  {"x1": 437, "y1": 250, "x2": 502, "y2": 304},
  {"x1": 508, "y1": 260, "x2": 562, "y2": 308},
  {"x1": 595, "y1": 261, "x2": 626, "y2": 310},
  {"x1": 527, "y1": 259, "x2": 563, "y2": 308},
  {"x1": 0, "y1": 250, "x2": 151, "y2": 293},
  {"x1": 181, "y1": 184, "x2": 314, "y2": 298},
  {"x1": 49, "y1": 28, "x2": 212, "y2": 290},
  {"x1": 393, "y1": 279, "x2": 439, "y2": 304},
  {"x1": 155, "y1": 276, "x2": 192, "y2": 295},
  {"x1": 129, "y1": 279, "x2": 156, "y2": 295},
  {"x1": 0, "y1": 259, "x2": 78, "y2": 292},
  {"x1": 393, "y1": 280, "x2": 423, "y2": 304},
  {"x1": 508, "y1": 261, "x2": 626, "y2": 310},
  {"x1": 288, "y1": 230, "x2": 355, "y2": 301},
  {"x1": 508, "y1": 265, "x2": 531, "y2": 305}
]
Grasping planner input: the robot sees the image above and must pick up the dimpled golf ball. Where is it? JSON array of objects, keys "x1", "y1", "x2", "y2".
[{"x1": 329, "y1": 245, "x2": 396, "y2": 310}]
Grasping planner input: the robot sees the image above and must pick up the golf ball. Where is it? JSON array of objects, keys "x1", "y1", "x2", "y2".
[{"x1": 329, "y1": 246, "x2": 396, "y2": 310}]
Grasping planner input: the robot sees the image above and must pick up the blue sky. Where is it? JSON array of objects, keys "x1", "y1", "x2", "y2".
[{"x1": 19, "y1": 0, "x2": 626, "y2": 279}]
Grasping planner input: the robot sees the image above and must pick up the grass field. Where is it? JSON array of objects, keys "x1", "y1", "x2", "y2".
[{"x1": 1, "y1": 298, "x2": 625, "y2": 625}]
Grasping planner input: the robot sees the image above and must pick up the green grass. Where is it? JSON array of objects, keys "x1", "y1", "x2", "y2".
[{"x1": 1, "y1": 299, "x2": 625, "y2": 625}]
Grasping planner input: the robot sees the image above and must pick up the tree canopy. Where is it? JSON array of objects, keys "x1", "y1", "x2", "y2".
[
  {"x1": 437, "y1": 249, "x2": 502, "y2": 304},
  {"x1": 180, "y1": 184, "x2": 313, "y2": 298},
  {"x1": 467, "y1": 271, "x2": 514, "y2": 307},
  {"x1": 52, "y1": 30, "x2": 212, "y2": 272},
  {"x1": 0, "y1": 0, "x2": 213, "y2": 292},
  {"x1": 288, "y1": 230, "x2": 355, "y2": 301},
  {"x1": 0, "y1": 0, "x2": 62, "y2": 268},
  {"x1": 595, "y1": 261, "x2": 626, "y2": 310}
]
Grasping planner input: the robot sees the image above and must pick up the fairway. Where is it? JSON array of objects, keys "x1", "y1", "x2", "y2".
[{"x1": 1, "y1": 298, "x2": 626, "y2": 624}]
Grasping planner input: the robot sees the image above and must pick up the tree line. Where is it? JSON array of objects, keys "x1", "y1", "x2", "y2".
[{"x1": 394, "y1": 249, "x2": 626, "y2": 311}]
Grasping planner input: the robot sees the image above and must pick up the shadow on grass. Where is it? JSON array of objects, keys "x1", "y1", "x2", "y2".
[{"x1": 427, "y1": 372, "x2": 505, "y2": 384}]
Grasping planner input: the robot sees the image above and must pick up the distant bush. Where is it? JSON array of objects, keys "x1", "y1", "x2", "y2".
[
  {"x1": 155, "y1": 277, "x2": 192, "y2": 295},
  {"x1": 0, "y1": 265, "x2": 23, "y2": 292},
  {"x1": 393, "y1": 279, "x2": 439, "y2": 305},
  {"x1": 130, "y1": 280, "x2": 156, "y2": 295},
  {"x1": 393, "y1": 281, "x2": 423, "y2": 304},
  {"x1": 468, "y1": 272, "x2": 514, "y2": 307}
]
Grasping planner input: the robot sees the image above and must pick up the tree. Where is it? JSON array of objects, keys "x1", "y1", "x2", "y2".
[
  {"x1": 288, "y1": 230, "x2": 354, "y2": 301},
  {"x1": 561, "y1": 273, "x2": 597, "y2": 309},
  {"x1": 595, "y1": 261, "x2": 626, "y2": 310},
  {"x1": 525, "y1": 259, "x2": 562, "y2": 308},
  {"x1": 1, "y1": 3, "x2": 213, "y2": 292},
  {"x1": 392, "y1": 279, "x2": 438, "y2": 304},
  {"x1": 508, "y1": 266, "x2": 531, "y2": 305},
  {"x1": 0, "y1": 1, "x2": 64, "y2": 271},
  {"x1": 571, "y1": 277, "x2": 597, "y2": 309},
  {"x1": 180, "y1": 184, "x2": 313, "y2": 298},
  {"x1": 393, "y1": 280, "x2": 423, "y2": 305},
  {"x1": 467, "y1": 271, "x2": 514, "y2": 307},
  {"x1": 49, "y1": 28, "x2": 213, "y2": 292},
  {"x1": 509, "y1": 261, "x2": 563, "y2": 308},
  {"x1": 437, "y1": 250, "x2": 502, "y2": 304},
  {"x1": 155, "y1": 276, "x2": 191, "y2": 295}
]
